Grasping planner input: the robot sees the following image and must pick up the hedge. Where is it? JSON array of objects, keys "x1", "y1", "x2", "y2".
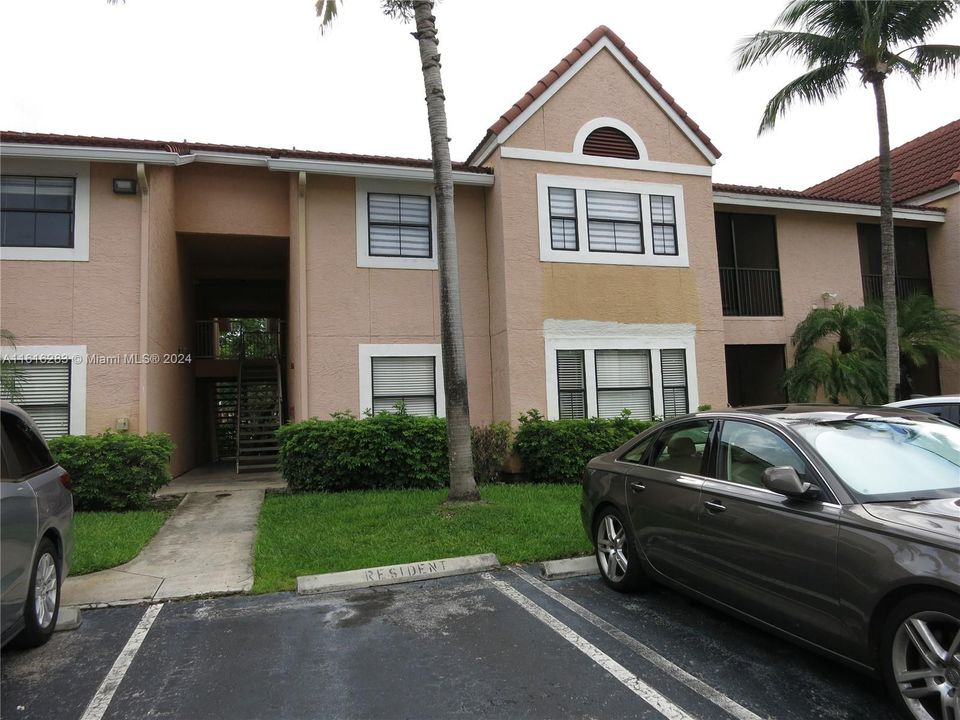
[
  {"x1": 48, "y1": 432, "x2": 175, "y2": 512},
  {"x1": 277, "y1": 413, "x2": 514, "y2": 493},
  {"x1": 513, "y1": 410, "x2": 657, "y2": 484}
]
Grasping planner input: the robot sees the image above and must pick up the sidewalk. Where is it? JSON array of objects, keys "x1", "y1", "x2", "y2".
[{"x1": 62, "y1": 489, "x2": 265, "y2": 608}]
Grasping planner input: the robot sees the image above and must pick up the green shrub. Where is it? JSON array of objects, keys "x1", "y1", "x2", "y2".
[
  {"x1": 471, "y1": 422, "x2": 512, "y2": 484},
  {"x1": 48, "y1": 432, "x2": 174, "y2": 512},
  {"x1": 277, "y1": 413, "x2": 449, "y2": 492},
  {"x1": 513, "y1": 410, "x2": 657, "y2": 484}
]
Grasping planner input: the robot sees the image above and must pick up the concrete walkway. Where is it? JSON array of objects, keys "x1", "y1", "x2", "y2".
[
  {"x1": 158, "y1": 461, "x2": 285, "y2": 496},
  {"x1": 63, "y1": 489, "x2": 265, "y2": 608}
]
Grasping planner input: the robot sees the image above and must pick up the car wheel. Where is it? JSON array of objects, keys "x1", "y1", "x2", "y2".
[
  {"x1": 881, "y1": 592, "x2": 960, "y2": 720},
  {"x1": 593, "y1": 506, "x2": 648, "y2": 593},
  {"x1": 17, "y1": 537, "x2": 61, "y2": 648}
]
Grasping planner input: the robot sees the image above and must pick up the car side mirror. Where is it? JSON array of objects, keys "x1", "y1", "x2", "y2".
[{"x1": 762, "y1": 466, "x2": 820, "y2": 500}]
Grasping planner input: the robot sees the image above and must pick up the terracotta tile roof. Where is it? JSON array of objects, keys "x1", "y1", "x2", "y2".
[
  {"x1": 0, "y1": 131, "x2": 493, "y2": 174},
  {"x1": 712, "y1": 182, "x2": 943, "y2": 212},
  {"x1": 468, "y1": 25, "x2": 720, "y2": 163},
  {"x1": 803, "y1": 119, "x2": 960, "y2": 203}
]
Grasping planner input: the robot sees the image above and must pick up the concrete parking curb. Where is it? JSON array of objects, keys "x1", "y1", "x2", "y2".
[
  {"x1": 540, "y1": 556, "x2": 598, "y2": 579},
  {"x1": 55, "y1": 607, "x2": 82, "y2": 632},
  {"x1": 297, "y1": 553, "x2": 501, "y2": 595}
]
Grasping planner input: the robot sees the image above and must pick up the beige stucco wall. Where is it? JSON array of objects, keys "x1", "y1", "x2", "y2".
[
  {"x1": 144, "y1": 166, "x2": 196, "y2": 476},
  {"x1": 175, "y1": 163, "x2": 289, "y2": 238},
  {"x1": 505, "y1": 47, "x2": 707, "y2": 166},
  {"x1": 926, "y1": 191, "x2": 960, "y2": 393},
  {"x1": 0, "y1": 162, "x2": 142, "y2": 435},
  {"x1": 300, "y1": 176, "x2": 493, "y2": 423},
  {"x1": 287, "y1": 174, "x2": 303, "y2": 420}
]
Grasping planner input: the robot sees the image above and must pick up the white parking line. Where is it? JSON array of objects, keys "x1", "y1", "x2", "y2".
[
  {"x1": 511, "y1": 567, "x2": 767, "y2": 720},
  {"x1": 482, "y1": 573, "x2": 696, "y2": 720},
  {"x1": 80, "y1": 603, "x2": 164, "y2": 720}
]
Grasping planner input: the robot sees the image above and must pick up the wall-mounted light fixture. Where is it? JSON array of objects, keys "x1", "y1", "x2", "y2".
[{"x1": 112, "y1": 178, "x2": 138, "y2": 195}]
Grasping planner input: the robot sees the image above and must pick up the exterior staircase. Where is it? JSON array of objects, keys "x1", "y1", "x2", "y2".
[{"x1": 236, "y1": 360, "x2": 282, "y2": 473}]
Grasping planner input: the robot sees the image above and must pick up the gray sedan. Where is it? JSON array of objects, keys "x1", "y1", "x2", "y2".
[
  {"x1": 1, "y1": 401, "x2": 74, "y2": 648},
  {"x1": 581, "y1": 405, "x2": 960, "y2": 720}
]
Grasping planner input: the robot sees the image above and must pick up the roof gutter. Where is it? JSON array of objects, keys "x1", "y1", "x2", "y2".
[
  {"x1": 1, "y1": 142, "x2": 193, "y2": 166},
  {"x1": 713, "y1": 191, "x2": 945, "y2": 223},
  {"x1": 266, "y1": 157, "x2": 494, "y2": 186}
]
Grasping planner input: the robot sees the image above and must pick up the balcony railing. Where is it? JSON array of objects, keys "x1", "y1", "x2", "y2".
[
  {"x1": 862, "y1": 275, "x2": 933, "y2": 303},
  {"x1": 720, "y1": 267, "x2": 783, "y2": 317},
  {"x1": 195, "y1": 320, "x2": 282, "y2": 360}
]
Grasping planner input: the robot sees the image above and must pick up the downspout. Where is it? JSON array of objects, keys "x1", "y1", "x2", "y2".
[
  {"x1": 297, "y1": 171, "x2": 309, "y2": 419},
  {"x1": 137, "y1": 162, "x2": 149, "y2": 433}
]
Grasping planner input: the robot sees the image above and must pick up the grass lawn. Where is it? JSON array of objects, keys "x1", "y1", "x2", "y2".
[
  {"x1": 71, "y1": 509, "x2": 173, "y2": 575},
  {"x1": 253, "y1": 484, "x2": 592, "y2": 594}
]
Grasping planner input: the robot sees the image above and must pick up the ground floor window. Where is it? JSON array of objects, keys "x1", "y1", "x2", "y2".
[
  {"x1": 0, "y1": 359, "x2": 72, "y2": 438},
  {"x1": 359, "y1": 344, "x2": 445, "y2": 417}
]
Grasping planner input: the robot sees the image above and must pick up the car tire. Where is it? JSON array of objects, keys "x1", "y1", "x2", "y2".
[
  {"x1": 593, "y1": 505, "x2": 649, "y2": 593},
  {"x1": 16, "y1": 537, "x2": 61, "y2": 649},
  {"x1": 880, "y1": 591, "x2": 960, "y2": 720}
]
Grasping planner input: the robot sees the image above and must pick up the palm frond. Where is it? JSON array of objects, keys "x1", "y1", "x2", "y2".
[
  {"x1": 734, "y1": 30, "x2": 849, "y2": 70},
  {"x1": 315, "y1": 0, "x2": 340, "y2": 33},
  {"x1": 904, "y1": 44, "x2": 960, "y2": 75},
  {"x1": 884, "y1": 1, "x2": 959, "y2": 45},
  {"x1": 758, "y1": 61, "x2": 849, "y2": 133}
]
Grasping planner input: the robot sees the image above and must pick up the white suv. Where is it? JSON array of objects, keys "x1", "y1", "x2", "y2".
[{"x1": 885, "y1": 394, "x2": 960, "y2": 426}]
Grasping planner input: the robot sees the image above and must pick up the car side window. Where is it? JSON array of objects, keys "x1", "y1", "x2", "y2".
[
  {"x1": 620, "y1": 434, "x2": 655, "y2": 464},
  {"x1": 0, "y1": 411, "x2": 53, "y2": 480},
  {"x1": 648, "y1": 420, "x2": 712, "y2": 475},
  {"x1": 913, "y1": 404, "x2": 946, "y2": 420},
  {"x1": 718, "y1": 420, "x2": 808, "y2": 489}
]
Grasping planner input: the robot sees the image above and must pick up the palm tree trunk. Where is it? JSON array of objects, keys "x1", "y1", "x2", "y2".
[
  {"x1": 412, "y1": 0, "x2": 478, "y2": 502},
  {"x1": 871, "y1": 78, "x2": 900, "y2": 402}
]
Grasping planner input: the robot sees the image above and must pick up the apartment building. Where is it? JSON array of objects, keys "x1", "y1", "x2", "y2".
[{"x1": 1, "y1": 26, "x2": 956, "y2": 476}]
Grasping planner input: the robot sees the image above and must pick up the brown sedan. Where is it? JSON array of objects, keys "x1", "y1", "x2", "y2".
[{"x1": 581, "y1": 405, "x2": 960, "y2": 720}]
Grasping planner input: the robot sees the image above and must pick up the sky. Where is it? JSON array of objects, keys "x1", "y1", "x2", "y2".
[{"x1": 2, "y1": 0, "x2": 958, "y2": 190}]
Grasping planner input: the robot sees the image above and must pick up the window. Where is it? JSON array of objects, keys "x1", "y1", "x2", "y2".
[
  {"x1": 368, "y1": 193, "x2": 431, "y2": 258},
  {"x1": 1, "y1": 410, "x2": 54, "y2": 479},
  {"x1": 0, "y1": 360, "x2": 72, "y2": 438},
  {"x1": 857, "y1": 224, "x2": 932, "y2": 302},
  {"x1": 660, "y1": 349, "x2": 688, "y2": 418},
  {"x1": 586, "y1": 191, "x2": 642, "y2": 254},
  {"x1": 0, "y1": 160, "x2": 89, "y2": 262},
  {"x1": 549, "y1": 188, "x2": 578, "y2": 251},
  {"x1": 537, "y1": 175, "x2": 688, "y2": 267},
  {"x1": 650, "y1": 195, "x2": 677, "y2": 255},
  {"x1": 595, "y1": 350, "x2": 652, "y2": 419},
  {"x1": 556, "y1": 350, "x2": 587, "y2": 419},
  {"x1": 371, "y1": 356, "x2": 436, "y2": 416},
  {"x1": 715, "y1": 212, "x2": 782, "y2": 317},
  {"x1": 718, "y1": 421, "x2": 809, "y2": 489},
  {"x1": 581, "y1": 126, "x2": 640, "y2": 160},
  {"x1": 1, "y1": 176, "x2": 75, "y2": 248},
  {"x1": 620, "y1": 434, "x2": 656, "y2": 464},
  {"x1": 356, "y1": 180, "x2": 437, "y2": 270},
  {"x1": 649, "y1": 421, "x2": 712, "y2": 475}
]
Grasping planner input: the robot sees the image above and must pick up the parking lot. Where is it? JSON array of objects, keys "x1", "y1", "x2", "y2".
[{"x1": 1, "y1": 566, "x2": 897, "y2": 720}]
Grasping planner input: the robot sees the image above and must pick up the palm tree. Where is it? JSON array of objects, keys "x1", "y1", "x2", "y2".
[
  {"x1": 317, "y1": 0, "x2": 479, "y2": 501},
  {"x1": 863, "y1": 294, "x2": 960, "y2": 395},
  {"x1": 735, "y1": 0, "x2": 960, "y2": 402},
  {"x1": 784, "y1": 304, "x2": 885, "y2": 403}
]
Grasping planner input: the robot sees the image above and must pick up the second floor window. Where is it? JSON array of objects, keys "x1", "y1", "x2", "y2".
[
  {"x1": 367, "y1": 193, "x2": 431, "y2": 258},
  {"x1": 586, "y1": 190, "x2": 643, "y2": 254},
  {"x1": 715, "y1": 212, "x2": 783, "y2": 317},
  {"x1": 1, "y1": 175, "x2": 76, "y2": 248},
  {"x1": 857, "y1": 224, "x2": 932, "y2": 302},
  {"x1": 549, "y1": 188, "x2": 578, "y2": 251}
]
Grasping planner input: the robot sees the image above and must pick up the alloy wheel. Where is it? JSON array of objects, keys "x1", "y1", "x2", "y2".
[
  {"x1": 596, "y1": 514, "x2": 629, "y2": 583},
  {"x1": 892, "y1": 610, "x2": 960, "y2": 720},
  {"x1": 33, "y1": 553, "x2": 58, "y2": 629}
]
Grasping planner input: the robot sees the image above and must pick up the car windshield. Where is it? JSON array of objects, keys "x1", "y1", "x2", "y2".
[{"x1": 792, "y1": 417, "x2": 960, "y2": 502}]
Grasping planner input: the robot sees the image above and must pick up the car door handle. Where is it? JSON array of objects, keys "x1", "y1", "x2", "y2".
[
  {"x1": 704, "y1": 500, "x2": 726, "y2": 513},
  {"x1": 630, "y1": 482, "x2": 646, "y2": 493}
]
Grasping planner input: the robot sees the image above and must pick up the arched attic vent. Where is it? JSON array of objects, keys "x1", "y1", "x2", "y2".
[{"x1": 581, "y1": 126, "x2": 640, "y2": 160}]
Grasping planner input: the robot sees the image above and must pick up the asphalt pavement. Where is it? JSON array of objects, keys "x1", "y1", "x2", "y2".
[{"x1": 1, "y1": 566, "x2": 898, "y2": 720}]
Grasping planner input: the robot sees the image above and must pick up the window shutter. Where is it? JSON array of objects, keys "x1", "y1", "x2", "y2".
[
  {"x1": 371, "y1": 356, "x2": 436, "y2": 416},
  {"x1": 556, "y1": 350, "x2": 586, "y2": 419},
  {"x1": 660, "y1": 349, "x2": 689, "y2": 418},
  {"x1": 1, "y1": 361, "x2": 70, "y2": 438},
  {"x1": 595, "y1": 350, "x2": 652, "y2": 419},
  {"x1": 582, "y1": 127, "x2": 640, "y2": 160}
]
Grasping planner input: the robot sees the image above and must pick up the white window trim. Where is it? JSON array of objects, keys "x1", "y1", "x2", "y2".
[
  {"x1": 573, "y1": 117, "x2": 649, "y2": 160},
  {"x1": 355, "y1": 178, "x2": 438, "y2": 270},
  {"x1": 543, "y1": 320, "x2": 698, "y2": 421},
  {"x1": 0, "y1": 158, "x2": 91, "y2": 262},
  {"x1": 537, "y1": 174, "x2": 689, "y2": 267},
  {"x1": 0, "y1": 344, "x2": 87, "y2": 435},
  {"x1": 358, "y1": 343, "x2": 445, "y2": 417}
]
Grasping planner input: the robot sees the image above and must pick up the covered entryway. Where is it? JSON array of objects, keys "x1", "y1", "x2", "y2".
[{"x1": 725, "y1": 344, "x2": 786, "y2": 407}]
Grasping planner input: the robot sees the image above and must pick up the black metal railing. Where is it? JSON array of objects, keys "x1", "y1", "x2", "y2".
[
  {"x1": 195, "y1": 320, "x2": 282, "y2": 360},
  {"x1": 720, "y1": 267, "x2": 783, "y2": 317},
  {"x1": 862, "y1": 275, "x2": 933, "y2": 303}
]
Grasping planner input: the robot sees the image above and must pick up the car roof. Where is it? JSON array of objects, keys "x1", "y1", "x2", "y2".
[
  {"x1": 696, "y1": 403, "x2": 949, "y2": 426},
  {"x1": 885, "y1": 395, "x2": 960, "y2": 408}
]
